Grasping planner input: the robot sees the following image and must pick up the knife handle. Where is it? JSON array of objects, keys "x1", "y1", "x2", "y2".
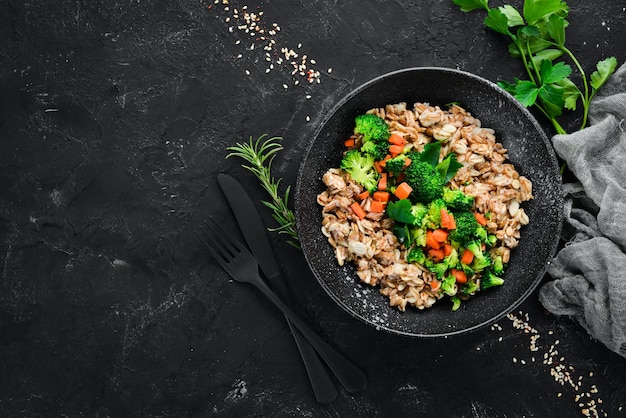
[
  {"x1": 285, "y1": 319, "x2": 337, "y2": 403},
  {"x1": 250, "y1": 274, "x2": 368, "y2": 394},
  {"x1": 266, "y1": 275, "x2": 338, "y2": 403}
]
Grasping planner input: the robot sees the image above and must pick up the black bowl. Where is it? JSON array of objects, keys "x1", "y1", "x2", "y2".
[{"x1": 295, "y1": 67, "x2": 563, "y2": 337}]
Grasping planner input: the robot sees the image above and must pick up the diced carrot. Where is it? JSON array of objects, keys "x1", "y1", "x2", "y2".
[
  {"x1": 443, "y1": 244, "x2": 453, "y2": 257},
  {"x1": 378, "y1": 173, "x2": 388, "y2": 190},
  {"x1": 440, "y1": 208, "x2": 456, "y2": 230},
  {"x1": 389, "y1": 144, "x2": 404, "y2": 156},
  {"x1": 426, "y1": 230, "x2": 441, "y2": 250},
  {"x1": 369, "y1": 200, "x2": 386, "y2": 213},
  {"x1": 350, "y1": 202, "x2": 367, "y2": 220},
  {"x1": 393, "y1": 182, "x2": 412, "y2": 200},
  {"x1": 451, "y1": 269, "x2": 468, "y2": 284},
  {"x1": 373, "y1": 161, "x2": 384, "y2": 173},
  {"x1": 474, "y1": 212, "x2": 488, "y2": 226},
  {"x1": 356, "y1": 191, "x2": 370, "y2": 201},
  {"x1": 431, "y1": 228, "x2": 448, "y2": 243},
  {"x1": 403, "y1": 157, "x2": 412, "y2": 168},
  {"x1": 378, "y1": 155, "x2": 392, "y2": 168},
  {"x1": 461, "y1": 249, "x2": 474, "y2": 265},
  {"x1": 372, "y1": 191, "x2": 390, "y2": 202},
  {"x1": 396, "y1": 172, "x2": 406, "y2": 183},
  {"x1": 430, "y1": 279, "x2": 441, "y2": 291},
  {"x1": 388, "y1": 134, "x2": 405, "y2": 145},
  {"x1": 428, "y1": 248, "x2": 445, "y2": 261},
  {"x1": 344, "y1": 138, "x2": 355, "y2": 148}
]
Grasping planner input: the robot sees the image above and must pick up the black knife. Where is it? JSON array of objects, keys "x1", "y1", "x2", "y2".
[{"x1": 217, "y1": 173, "x2": 367, "y2": 397}]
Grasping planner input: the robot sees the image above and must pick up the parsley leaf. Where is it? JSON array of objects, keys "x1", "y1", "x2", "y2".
[
  {"x1": 452, "y1": 0, "x2": 489, "y2": 13},
  {"x1": 418, "y1": 142, "x2": 442, "y2": 167},
  {"x1": 386, "y1": 199, "x2": 416, "y2": 224},
  {"x1": 453, "y1": 0, "x2": 617, "y2": 134},
  {"x1": 436, "y1": 153, "x2": 464, "y2": 184},
  {"x1": 523, "y1": 0, "x2": 568, "y2": 26},
  {"x1": 590, "y1": 57, "x2": 618, "y2": 91},
  {"x1": 540, "y1": 60, "x2": 571, "y2": 84},
  {"x1": 484, "y1": 8, "x2": 511, "y2": 35}
]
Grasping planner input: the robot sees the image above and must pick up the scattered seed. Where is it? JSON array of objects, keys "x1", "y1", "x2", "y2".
[
  {"x1": 211, "y1": 4, "x2": 324, "y2": 95},
  {"x1": 504, "y1": 312, "x2": 606, "y2": 417}
]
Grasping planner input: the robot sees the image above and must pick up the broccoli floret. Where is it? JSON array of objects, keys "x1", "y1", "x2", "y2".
[
  {"x1": 450, "y1": 296, "x2": 462, "y2": 311},
  {"x1": 403, "y1": 160, "x2": 445, "y2": 203},
  {"x1": 354, "y1": 114, "x2": 390, "y2": 143},
  {"x1": 449, "y1": 211, "x2": 488, "y2": 246},
  {"x1": 424, "y1": 198, "x2": 447, "y2": 229},
  {"x1": 481, "y1": 271, "x2": 505, "y2": 290},
  {"x1": 442, "y1": 187, "x2": 475, "y2": 211},
  {"x1": 385, "y1": 154, "x2": 408, "y2": 176},
  {"x1": 426, "y1": 260, "x2": 449, "y2": 279},
  {"x1": 440, "y1": 275, "x2": 457, "y2": 296},
  {"x1": 466, "y1": 241, "x2": 491, "y2": 272},
  {"x1": 407, "y1": 247, "x2": 426, "y2": 264},
  {"x1": 361, "y1": 140, "x2": 389, "y2": 160},
  {"x1": 491, "y1": 255, "x2": 505, "y2": 275},
  {"x1": 461, "y1": 279, "x2": 480, "y2": 295},
  {"x1": 340, "y1": 149, "x2": 379, "y2": 192},
  {"x1": 443, "y1": 247, "x2": 459, "y2": 270},
  {"x1": 410, "y1": 226, "x2": 427, "y2": 247},
  {"x1": 410, "y1": 203, "x2": 429, "y2": 225}
]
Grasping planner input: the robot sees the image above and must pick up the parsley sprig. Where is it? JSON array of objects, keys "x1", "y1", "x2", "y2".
[
  {"x1": 226, "y1": 135, "x2": 300, "y2": 248},
  {"x1": 453, "y1": 0, "x2": 617, "y2": 134}
]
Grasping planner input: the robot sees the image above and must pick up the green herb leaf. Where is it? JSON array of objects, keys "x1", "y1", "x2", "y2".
[
  {"x1": 484, "y1": 8, "x2": 511, "y2": 35},
  {"x1": 452, "y1": 0, "x2": 489, "y2": 12},
  {"x1": 546, "y1": 14, "x2": 567, "y2": 45},
  {"x1": 453, "y1": 0, "x2": 617, "y2": 135},
  {"x1": 387, "y1": 199, "x2": 416, "y2": 224},
  {"x1": 392, "y1": 223, "x2": 412, "y2": 246},
  {"x1": 538, "y1": 84, "x2": 565, "y2": 117},
  {"x1": 499, "y1": 5, "x2": 524, "y2": 27},
  {"x1": 531, "y1": 49, "x2": 564, "y2": 66},
  {"x1": 226, "y1": 135, "x2": 300, "y2": 248},
  {"x1": 523, "y1": 0, "x2": 568, "y2": 26},
  {"x1": 419, "y1": 141, "x2": 442, "y2": 167},
  {"x1": 497, "y1": 80, "x2": 517, "y2": 95},
  {"x1": 436, "y1": 153, "x2": 464, "y2": 184},
  {"x1": 540, "y1": 60, "x2": 572, "y2": 84},
  {"x1": 509, "y1": 37, "x2": 553, "y2": 57},
  {"x1": 557, "y1": 77, "x2": 581, "y2": 110},
  {"x1": 514, "y1": 80, "x2": 540, "y2": 107},
  {"x1": 590, "y1": 56, "x2": 618, "y2": 90},
  {"x1": 519, "y1": 25, "x2": 540, "y2": 38}
]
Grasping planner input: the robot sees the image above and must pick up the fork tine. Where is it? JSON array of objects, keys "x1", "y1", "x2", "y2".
[
  {"x1": 194, "y1": 225, "x2": 224, "y2": 264},
  {"x1": 195, "y1": 221, "x2": 234, "y2": 268},
  {"x1": 204, "y1": 217, "x2": 243, "y2": 258}
]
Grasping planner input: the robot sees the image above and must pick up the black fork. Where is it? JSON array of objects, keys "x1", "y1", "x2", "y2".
[{"x1": 196, "y1": 218, "x2": 367, "y2": 394}]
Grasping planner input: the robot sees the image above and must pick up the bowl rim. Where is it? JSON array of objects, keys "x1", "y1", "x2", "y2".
[{"x1": 295, "y1": 66, "x2": 564, "y2": 337}]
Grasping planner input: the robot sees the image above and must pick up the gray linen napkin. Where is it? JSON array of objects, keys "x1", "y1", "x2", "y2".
[{"x1": 538, "y1": 62, "x2": 626, "y2": 358}]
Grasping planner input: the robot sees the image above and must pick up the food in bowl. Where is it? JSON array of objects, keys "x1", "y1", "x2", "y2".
[{"x1": 316, "y1": 101, "x2": 533, "y2": 312}]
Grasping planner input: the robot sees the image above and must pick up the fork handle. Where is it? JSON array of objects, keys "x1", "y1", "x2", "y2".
[
  {"x1": 250, "y1": 276, "x2": 368, "y2": 394},
  {"x1": 284, "y1": 319, "x2": 337, "y2": 403}
]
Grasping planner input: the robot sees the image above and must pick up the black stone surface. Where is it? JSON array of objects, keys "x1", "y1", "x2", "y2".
[{"x1": 1, "y1": 0, "x2": 625, "y2": 416}]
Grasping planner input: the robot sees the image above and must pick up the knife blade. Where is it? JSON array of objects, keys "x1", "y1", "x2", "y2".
[{"x1": 217, "y1": 173, "x2": 367, "y2": 395}]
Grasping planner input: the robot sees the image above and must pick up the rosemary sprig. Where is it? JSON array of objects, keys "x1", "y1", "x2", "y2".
[{"x1": 226, "y1": 135, "x2": 300, "y2": 249}]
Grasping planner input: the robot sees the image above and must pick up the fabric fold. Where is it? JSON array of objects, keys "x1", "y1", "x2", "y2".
[{"x1": 538, "y1": 62, "x2": 626, "y2": 358}]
